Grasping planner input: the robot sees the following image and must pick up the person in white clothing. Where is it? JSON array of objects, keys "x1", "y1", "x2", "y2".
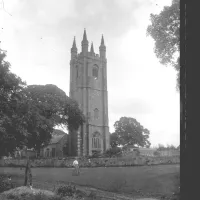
[
  {"x1": 88, "y1": 159, "x2": 91, "y2": 167},
  {"x1": 73, "y1": 157, "x2": 80, "y2": 175}
]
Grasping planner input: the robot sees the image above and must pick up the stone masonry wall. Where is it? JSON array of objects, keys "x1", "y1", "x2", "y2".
[{"x1": 0, "y1": 155, "x2": 179, "y2": 168}]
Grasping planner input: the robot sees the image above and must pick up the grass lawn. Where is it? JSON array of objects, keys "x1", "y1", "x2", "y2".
[{"x1": 0, "y1": 164, "x2": 180, "y2": 199}]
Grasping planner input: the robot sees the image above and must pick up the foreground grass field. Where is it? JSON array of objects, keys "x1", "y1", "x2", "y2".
[{"x1": 0, "y1": 164, "x2": 180, "y2": 199}]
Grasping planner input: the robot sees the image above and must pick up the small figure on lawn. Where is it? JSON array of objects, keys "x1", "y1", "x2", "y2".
[
  {"x1": 88, "y1": 158, "x2": 91, "y2": 167},
  {"x1": 7, "y1": 176, "x2": 11, "y2": 181},
  {"x1": 7, "y1": 175, "x2": 14, "y2": 188},
  {"x1": 73, "y1": 157, "x2": 80, "y2": 176}
]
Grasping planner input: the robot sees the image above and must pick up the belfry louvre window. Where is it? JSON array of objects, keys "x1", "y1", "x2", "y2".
[
  {"x1": 92, "y1": 137, "x2": 101, "y2": 148},
  {"x1": 94, "y1": 108, "x2": 99, "y2": 119},
  {"x1": 92, "y1": 132, "x2": 101, "y2": 148},
  {"x1": 92, "y1": 65, "x2": 98, "y2": 79}
]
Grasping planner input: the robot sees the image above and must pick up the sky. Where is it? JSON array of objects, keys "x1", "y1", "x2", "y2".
[{"x1": 0, "y1": 0, "x2": 179, "y2": 147}]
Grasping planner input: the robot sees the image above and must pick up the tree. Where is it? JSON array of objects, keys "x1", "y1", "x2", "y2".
[
  {"x1": 110, "y1": 132, "x2": 120, "y2": 148},
  {"x1": 104, "y1": 146, "x2": 122, "y2": 158},
  {"x1": 0, "y1": 49, "x2": 86, "y2": 157},
  {"x1": 24, "y1": 158, "x2": 32, "y2": 187},
  {"x1": 21, "y1": 84, "x2": 86, "y2": 154},
  {"x1": 166, "y1": 144, "x2": 177, "y2": 150},
  {"x1": 146, "y1": 0, "x2": 180, "y2": 90},
  {"x1": 0, "y1": 49, "x2": 27, "y2": 157},
  {"x1": 157, "y1": 144, "x2": 165, "y2": 150},
  {"x1": 157, "y1": 144, "x2": 177, "y2": 150},
  {"x1": 112, "y1": 117, "x2": 151, "y2": 148},
  {"x1": 153, "y1": 150, "x2": 161, "y2": 156}
]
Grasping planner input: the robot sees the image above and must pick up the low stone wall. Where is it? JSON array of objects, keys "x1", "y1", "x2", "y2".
[
  {"x1": 0, "y1": 156, "x2": 180, "y2": 168},
  {"x1": 143, "y1": 155, "x2": 180, "y2": 165}
]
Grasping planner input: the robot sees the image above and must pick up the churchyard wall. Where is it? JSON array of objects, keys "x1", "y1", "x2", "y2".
[{"x1": 0, "y1": 155, "x2": 179, "y2": 168}]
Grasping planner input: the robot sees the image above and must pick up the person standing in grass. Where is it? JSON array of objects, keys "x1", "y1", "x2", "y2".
[
  {"x1": 88, "y1": 158, "x2": 91, "y2": 167},
  {"x1": 73, "y1": 157, "x2": 80, "y2": 175}
]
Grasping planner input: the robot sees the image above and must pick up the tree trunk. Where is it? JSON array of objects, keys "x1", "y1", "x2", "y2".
[
  {"x1": 24, "y1": 159, "x2": 28, "y2": 186},
  {"x1": 24, "y1": 158, "x2": 32, "y2": 186}
]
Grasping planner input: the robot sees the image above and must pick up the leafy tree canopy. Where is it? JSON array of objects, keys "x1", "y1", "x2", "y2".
[
  {"x1": 0, "y1": 50, "x2": 27, "y2": 157},
  {"x1": 104, "y1": 146, "x2": 122, "y2": 158},
  {"x1": 157, "y1": 144, "x2": 178, "y2": 150},
  {"x1": 147, "y1": 0, "x2": 180, "y2": 89},
  {"x1": 110, "y1": 132, "x2": 120, "y2": 148},
  {"x1": 0, "y1": 49, "x2": 85, "y2": 157},
  {"x1": 112, "y1": 117, "x2": 151, "y2": 148},
  {"x1": 23, "y1": 84, "x2": 85, "y2": 152}
]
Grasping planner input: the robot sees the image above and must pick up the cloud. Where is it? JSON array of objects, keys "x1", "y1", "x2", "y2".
[
  {"x1": 2, "y1": 0, "x2": 155, "y2": 72},
  {"x1": 70, "y1": 0, "x2": 138, "y2": 37},
  {"x1": 1, "y1": 0, "x2": 179, "y2": 147},
  {"x1": 2, "y1": 0, "x2": 150, "y2": 83},
  {"x1": 109, "y1": 99, "x2": 154, "y2": 116},
  {"x1": 4, "y1": 0, "x2": 141, "y2": 37},
  {"x1": 9, "y1": 0, "x2": 76, "y2": 24}
]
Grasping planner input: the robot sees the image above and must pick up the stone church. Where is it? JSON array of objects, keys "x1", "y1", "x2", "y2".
[{"x1": 68, "y1": 29, "x2": 110, "y2": 156}]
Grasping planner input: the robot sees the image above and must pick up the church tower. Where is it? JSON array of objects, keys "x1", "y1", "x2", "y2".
[{"x1": 69, "y1": 29, "x2": 110, "y2": 156}]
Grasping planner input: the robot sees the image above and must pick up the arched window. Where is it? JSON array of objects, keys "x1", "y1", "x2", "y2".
[
  {"x1": 92, "y1": 132, "x2": 101, "y2": 149},
  {"x1": 94, "y1": 108, "x2": 99, "y2": 119},
  {"x1": 92, "y1": 65, "x2": 98, "y2": 79},
  {"x1": 46, "y1": 148, "x2": 50, "y2": 157}
]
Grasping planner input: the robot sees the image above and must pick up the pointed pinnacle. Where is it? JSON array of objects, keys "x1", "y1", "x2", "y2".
[
  {"x1": 83, "y1": 28, "x2": 87, "y2": 41},
  {"x1": 90, "y1": 42, "x2": 94, "y2": 53},
  {"x1": 101, "y1": 34, "x2": 105, "y2": 46},
  {"x1": 72, "y1": 36, "x2": 77, "y2": 48}
]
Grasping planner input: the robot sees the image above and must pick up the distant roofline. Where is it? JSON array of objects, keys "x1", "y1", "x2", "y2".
[
  {"x1": 49, "y1": 135, "x2": 66, "y2": 145},
  {"x1": 53, "y1": 128, "x2": 68, "y2": 134}
]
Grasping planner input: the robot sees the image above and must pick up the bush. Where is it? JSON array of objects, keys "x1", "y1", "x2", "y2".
[
  {"x1": 56, "y1": 184, "x2": 76, "y2": 197},
  {"x1": 110, "y1": 179, "x2": 127, "y2": 192},
  {"x1": 87, "y1": 191, "x2": 97, "y2": 199},
  {"x1": 104, "y1": 147, "x2": 122, "y2": 158},
  {"x1": 0, "y1": 176, "x2": 14, "y2": 193},
  {"x1": 33, "y1": 192, "x2": 63, "y2": 200},
  {"x1": 5, "y1": 191, "x2": 63, "y2": 200},
  {"x1": 153, "y1": 151, "x2": 161, "y2": 156},
  {"x1": 90, "y1": 150, "x2": 102, "y2": 158},
  {"x1": 134, "y1": 149, "x2": 140, "y2": 156}
]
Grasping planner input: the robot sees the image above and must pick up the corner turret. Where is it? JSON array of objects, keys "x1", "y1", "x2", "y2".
[
  {"x1": 90, "y1": 42, "x2": 95, "y2": 56},
  {"x1": 71, "y1": 36, "x2": 77, "y2": 59},
  {"x1": 99, "y1": 34, "x2": 106, "y2": 59},
  {"x1": 81, "y1": 29, "x2": 89, "y2": 55}
]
